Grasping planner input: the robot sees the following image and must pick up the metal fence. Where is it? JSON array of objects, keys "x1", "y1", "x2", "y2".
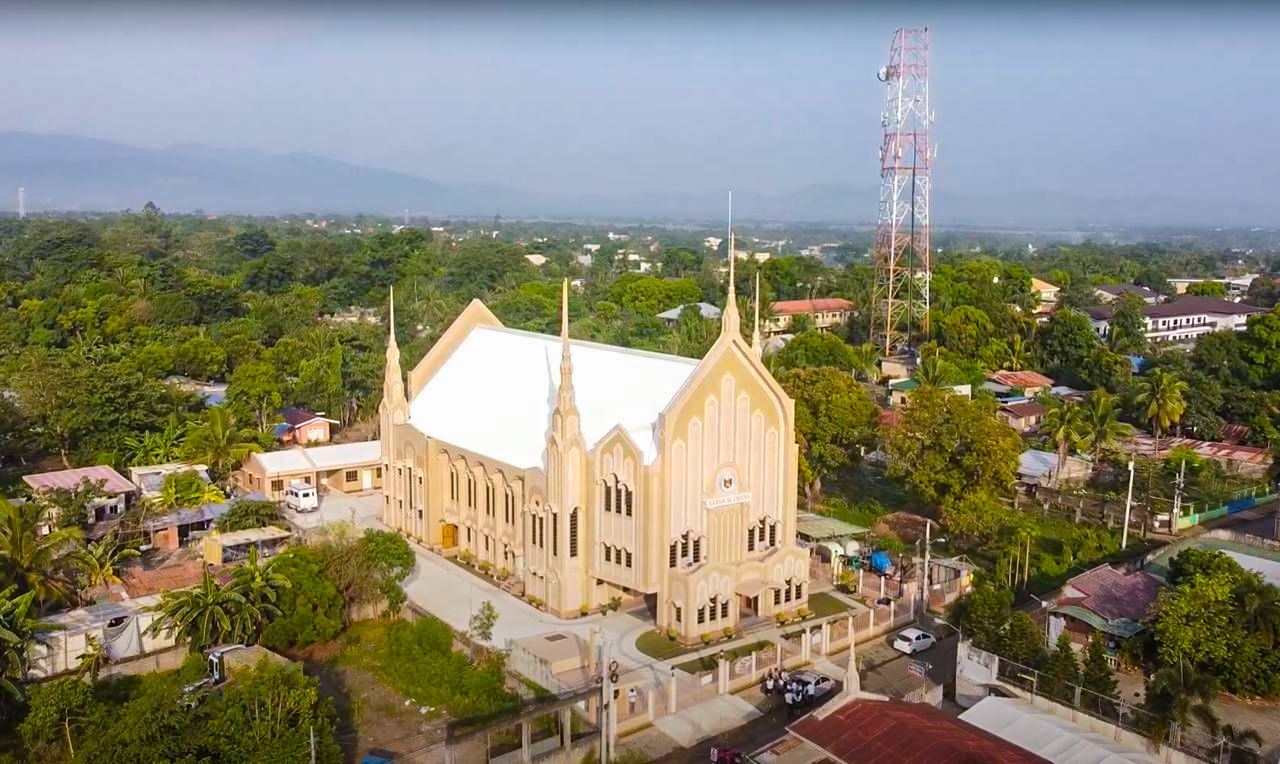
[{"x1": 968, "y1": 646, "x2": 1264, "y2": 764}]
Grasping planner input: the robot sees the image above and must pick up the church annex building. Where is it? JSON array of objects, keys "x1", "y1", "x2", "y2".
[{"x1": 378, "y1": 272, "x2": 809, "y2": 641}]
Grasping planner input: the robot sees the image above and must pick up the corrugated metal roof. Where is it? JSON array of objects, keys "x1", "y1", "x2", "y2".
[
  {"x1": 961, "y1": 697, "x2": 1157, "y2": 763},
  {"x1": 796, "y1": 513, "x2": 869, "y2": 540},
  {"x1": 22, "y1": 465, "x2": 135, "y2": 495},
  {"x1": 769, "y1": 298, "x2": 855, "y2": 316}
]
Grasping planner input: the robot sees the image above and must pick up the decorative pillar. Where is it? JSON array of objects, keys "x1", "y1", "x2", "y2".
[
  {"x1": 821, "y1": 622, "x2": 831, "y2": 654},
  {"x1": 668, "y1": 667, "x2": 678, "y2": 711}
]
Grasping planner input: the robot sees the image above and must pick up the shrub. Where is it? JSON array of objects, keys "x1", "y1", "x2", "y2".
[
  {"x1": 459, "y1": 550, "x2": 474, "y2": 565},
  {"x1": 700, "y1": 632, "x2": 713, "y2": 646},
  {"x1": 798, "y1": 607, "x2": 813, "y2": 619},
  {"x1": 215, "y1": 499, "x2": 282, "y2": 532},
  {"x1": 775, "y1": 613, "x2": 789, "y2": 625},
  {"x1": 722, "y1": 626, "x2": 734, "y2": 640},
  {"x1": 495, "y1": 567, "x2": 510, "y2": 581},
  {"x1": 260, "y1": 547, "x2": 344, "y2": 650},
  {"x1": 477, "y1": 560, "x2": 492, "y2": 574},
  {"x1": 579, "y1": 606, "x2": 590, "y2": 617},
  {"x1": 608, "y1": 596, "x2": 622, "y2": 612},
  {"x1": 666, "y1": 626, "x2": 678, "y2": 640}
]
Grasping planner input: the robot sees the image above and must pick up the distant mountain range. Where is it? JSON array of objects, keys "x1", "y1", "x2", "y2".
[{"x1": 0, "y1": 131, "x2": 1274, "y2": 228}]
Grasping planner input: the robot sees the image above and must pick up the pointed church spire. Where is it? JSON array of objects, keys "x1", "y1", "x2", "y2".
[
  {"x1": 384, "y1": 285, "x2": 405, "y2": 405},
  {"x1": 388, "y1": 285, "x2": 398, "y2": 351},
  {"x1": 721, "y1": 190, "x2": 741, "y2": 337},
  {"x1": 751, "y1": 271, "x2": 762, "y2": 357},
  {"x1": 557, "y1": 278, "x2": 576, "y2": 409}
]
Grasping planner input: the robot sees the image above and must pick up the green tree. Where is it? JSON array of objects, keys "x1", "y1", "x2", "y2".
[
  {"x1": 260, "y1": 548, "x2": 344, "y2": 650},
  {"x1": 1000, "y1": 611, "x2": 1046, "y2": 668},
  {"x1": 228, "y1": 546, "x2": 290, "y2": 641},
  {"x1": 772, "y1": 331, "x2": 855, "y2": 371},
  {"x1": 468, "y1": 600, "x2": 500, "y2": 658},
  {"x1": 914, "y1": 346, "x2": 960, "y2": 387},
  {"x1": 847, "y1": 342, "x2": 881, "y2": 382},
  {"x1": 0, "y1": 585, "x2": 56, "y2": 699},
  {"x1": 1040, "y1": 399, "x2": 1087, "y2": 486},
  {"x1": 1044, "y1": 632, "x2": 1080, "y2": 702},
  {"x1": 1217, "y1": 725, "x2": 1264, "y2": 764},
  {"x1": 779, "y1": 367, "x2": 879, "y2": 509},
  {"x1": 18, "y1": 676, "x2": 100, "y2": 759},
  {"x1": 226, "y1": 360, "x2": 285, "y2": 431},
  {"x1": 200, "y1": 659, "x2": 342, "y2": 764},
  {"x1": 1037, "y1": 309, "x2": 1101, "y2": 384},
  {"x1": 151, "y1": 471, "x2": 226, "y2": 511},
  {"x1": 75, "y1": 633, "x2": 108, "y2": 682},
  {"x1": 1143, "y1": 659, "x2": 1220, "y2": 749},
  {"x1": 182, "y1": 407, "x2": 262, "y2": 480},
  {"x1": 1136, "y1": 369, "x2": 1189, "y2": 452},
  {"x1": 1080, "y1": 634, "x2": 1119, "y2": 714},
  {"x1": 1078, "y1": 390, "x2": 1135, "y2": 463},
  {"x1": 939, "y1": 305, "x2": 994, "y2": 359},
  {"x1": 946, "y1": 582, "x2": 1012, "y2": 652},
  {"x1": 885, "y1": 388, "x2": 1022, "y2": 509},
  {"x1": 216, "y1": 499, "x2": 283, "y2": 532},
  {"x1": 0, "y1": 499, "x2": 82, "y2": 608},
  {"x1": 1185, "y1": 281, "x2": 1228, "y2": 298},
  {"x1": 147, "y1": 569, "x2": 251, "y2": 652},
  {"x1": 1234, "y1": 573, "x2": 1280, "y2": 649},
  {"x1": 1107, "y1": 293, "x2": 1148, "y2": 355},
  {"x1": 71, "y1": 535, "x2": 140, "y2": 596}
]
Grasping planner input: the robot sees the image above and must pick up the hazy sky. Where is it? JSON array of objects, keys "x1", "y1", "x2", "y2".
[{"x1": 2, "y1": 2, "x2": 1278, "y2": 201}]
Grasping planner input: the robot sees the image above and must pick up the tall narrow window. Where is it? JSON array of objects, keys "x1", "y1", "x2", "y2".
[
  {"x1": 692, "y1": 537, "x2": 702, "y2": 563},
  {"x1": 605, "y1": 482, "x2": 613, "y2": 513},
  {"x1": 625, "y1": 549, "x2": 632, "y2": 568},
  {"x1": 552, "y1": 512, "x2": 559, "y2": 556},
  {"x1": 604, "y1": 545, "x2": 612, "y2": 563},
  {"x1": 569, "y1": 508, "x2": 579, "y2": 558},
  {"x1": 669, "y1": 542, "x2": 677, "y2": 568},
  {"x1": 768, "y1": 523, "x2": 777, "y2": 548},
  {"x1": 697, "y1": 607, "x2": 706, "y2": 625},
  {"x1": 680, "y1": 533, "x2": 689, "y2": 560},
  {"x1": 624, "y1": 486, "x2": 633, "y2": 517},
  {"x1": 720, "y1": 600, "x2": 729, "y2": 619},
  {"x1": 747, "y1": 527, "x2": 756, "y2": 552}
]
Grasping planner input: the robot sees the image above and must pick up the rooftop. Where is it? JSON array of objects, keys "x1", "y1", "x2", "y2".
[
  {"x1": 212, "y1": 526, "x2": 293, "y2": 546},
  {"x1": 655, "y1": 302, "x2": 722, "y2": 321},
  {"x1": 23, "y1": 465, "x2": 135, "y2": 496},
  {"x1": 796, "y1": 513, "x2": 870, "y2": 540},
  {"x1": 251, "y1": 440, "x2": 382, "y2": 475},
  {"x1": 770, "y1": 297, "x2": 855, "y2": 316},
  {"x1": 1095, "y1": 284, "x2": 1157, "y2": 299},
  {"x1": 789, "y1": 699, "x2": 1046, "y2": 763},
  {"x1": 1030, "y1": 277, "x2": 1059, "y2": 292},
  {"x1": 1000, "y1": 401, "x2": 1047, "y2": 419},
  {"x1": 279, "y1": 406, "x2": 338, "y2": 427},
  {"x1": 988, "y1": 370, "x2": 1054, "y2": 389},
  {"x1": 1088, "y1": 295, "x2": 1266, "y2": 321},
  {"x1": 1058, "y1": 564, "x2": 1162, "y2": 623},
  {"x1": 960, "y1": 697, "x2": 1157, "y2": 764},
  {"x1": 409, "y1": 325, "x2": 699, "y2": 467}
]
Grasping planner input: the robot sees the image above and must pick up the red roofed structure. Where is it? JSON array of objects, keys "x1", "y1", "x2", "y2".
[
  {"x1": 987, "y1": 370, "x2": 1055, "y2": 393},
  {"x1": 765, "y1": 298, "x2": 855, "y2": 337},
  {"x1": 1047, "y1": 564, "x2": 1162, "y2": 646},
  {"x1": 787, "y1": 700, "x2": 1046, "y2": 763}
]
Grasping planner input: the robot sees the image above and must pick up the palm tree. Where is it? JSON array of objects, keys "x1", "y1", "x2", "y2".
[
  {"x1": 1040, "y1": 399, "x2": 1087, "y2": 486},
  {"x1": 228, "y1": 547, "x2": 290, "y2": 640},
  {"x1": 1136, "y1": 369, "x2": 1189, "y2": 454},
  {"x1": 915, "y1": 348, "x2": 956, "y2": 388},
  {"x1": 123, "y1": 415, "x2": 190, "y2": 466},
  {"x1": 0, "y1": 585, "x2": 57, "y2": 699},
  {"x1": 75, "y1": 633, "x2": 108, "y2": 682},
  {"x1": 71, "y1": 536, "x2": 141, "y2": 598},
  {"x1": 1144, "y1": 660, "x2": 1220, "y2": 750},
  {"x1": 1234, "y1": 575, "x2": 1280, "y2": 649},
  {"x1": 848, "y1": 343, "x2": 881, "y2": 383},
  {"x1": 1078, "y1": 390, "x2": 1136, "y2": 464},
  {"x1": 182, "y1": 407, "x2": 262, "y2": 480},
  {"x1": 1217, "y1": 724, "x2": 1263, "y2": 764},
  {"x1": 151, "y1": 473, "x2": 226, "y2": 512},
  {"x1": 0, "y1": 500, "x2": 82, "y2": 609},
  {"x1": 1005, "y1": 334, "x2": 1029, "y2": 372},
  {"x1": 146, "y1": 569, "x2": 250, "y2": 652}
]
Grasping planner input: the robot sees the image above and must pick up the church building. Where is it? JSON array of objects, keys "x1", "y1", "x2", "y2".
[{"x1": 379, "y1": 261, "x2": 810, "y2": 641}]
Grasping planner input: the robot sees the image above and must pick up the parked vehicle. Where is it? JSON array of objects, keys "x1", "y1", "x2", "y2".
[
  {"x1": 892, "y1": 628, "x2": 936, "y2": 655},
  {"x1": 789, "y1": 670, "x2": 836, "y2": 699},
  {"x1": 284, "y1": 480, "x2": 318, "y2": 512}
]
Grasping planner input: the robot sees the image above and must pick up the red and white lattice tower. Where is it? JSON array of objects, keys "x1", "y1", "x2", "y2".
[{"x1": 870, "y1": 26, "x2": 933, "y2": 355}]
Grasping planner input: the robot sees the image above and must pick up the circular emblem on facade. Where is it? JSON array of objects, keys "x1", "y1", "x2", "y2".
[{"x1": 718, "y1": 469, "x2": 736, "y2": 493}]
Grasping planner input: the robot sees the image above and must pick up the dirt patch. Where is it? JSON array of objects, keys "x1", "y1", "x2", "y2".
[
  {"x1": 872, "y1": 511, "x2": 932, "y2": 544},
  {"x1": 306, "y1": 658, "x2": 445, "y2": 763}
]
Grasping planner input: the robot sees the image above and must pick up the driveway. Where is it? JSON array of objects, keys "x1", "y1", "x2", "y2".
[{"x1": 300, "y1": 492, "x2": 645, "y2": 649}]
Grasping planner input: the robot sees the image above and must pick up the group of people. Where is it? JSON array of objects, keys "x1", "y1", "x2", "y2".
[{"x1": 762, "y1": 669, "x2": 815, "y2": 718}]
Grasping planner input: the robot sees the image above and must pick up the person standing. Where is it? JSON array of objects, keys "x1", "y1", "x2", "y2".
[
  {"x1": 764, "y1": 673, "x2": 774, "y2": 697},
  {"x1": 784, "y1": 688, "x2": 795, "y2": 718}
]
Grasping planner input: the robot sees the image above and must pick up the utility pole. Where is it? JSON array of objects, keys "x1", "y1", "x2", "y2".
[
  {"x1": 1121, "y1": 459, "x2": 1135, "y2": 548},
  {"x1": 1171, "y1": 458, "x2": 1186, "y2": 533},
  {"x1": 309, "y1": 725, "x2": 316, "y2": 764},
  {"x1": 920, "y1": 519, "x2": 930, "y2": 616}
]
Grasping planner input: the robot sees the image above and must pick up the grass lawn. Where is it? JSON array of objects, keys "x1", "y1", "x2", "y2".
[
  {"x1": 805, "y1": 592, "x2": 852, "y2": 619},
  {"x1": 635, "y1": 629, "x2": 706, "y2": 662},
  {"x1": 673, "y1": 640, "x2": 775, "y2": 674}
]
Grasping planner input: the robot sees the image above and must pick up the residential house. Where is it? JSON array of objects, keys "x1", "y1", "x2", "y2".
[
  {"x1": 879, "y1": 354, "x2": 917, "y2": 380},
  {"x1": 888, "y1": 378, "x2": 972, "y2": 407},
  {"x1": 379, "y1": 276, "x2": 812, "y2": 638},
  {"x1": 1167, "y1": 274, "x2": 1257, "y2": 298},
  {"x1": 273, "y1": 407, "x2": 338, "y2": 445},
  {"x1": 232, "y1": 440, "x2": 383, "y2": 502},
  {"x1": 1131, "y1": 434, "x2": 1270, "y2": 478},
  {"x1": 1030, "y1": 277, "x2": 1059, "y2": 319},
  {"x1": 655, "y1": 302, "x2": 722, "y2": 327},
  {"x1": 22, "y1": 466, "x2": 136, "y2": 526},
  {"x1": 1017, "y1": 449, "x2": 1091, "y2": 487},
  {"x1": 1086, "y1": 295, "x2": 1265, "y2": 345},
  {"x1": 1093, "y1": 284, "x2": 1159, "y2": 304},
  {"x1": 1046, "y1": 563, "x2": 1162, "y2": 650},
  {"x1": 164, "y1": 375, "x2": 228, "y2": 406},
  {"x1": 128, "y1": 463, "x2": 211, "y2": 500},
  {"x1": 202, "y1": 526, "x2": 292, "y2": 565},
  {"x1": 763, "y1": 298, "x2": 855, "y2": 337},
  {"x1": 524, "y1": 254, "x2": 548, "y2": 267},
  {"x1": 986, "y1": 370, "x2": 1055, "y2": 398},
  {"x1": 142, "y1": 499, "x2": 235, "y2": 551},
  {"x1": 998, "y1": 401, "x2": 1047, "y2": 434}
]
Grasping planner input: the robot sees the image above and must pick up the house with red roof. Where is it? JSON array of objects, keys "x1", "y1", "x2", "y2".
[{"x1": 763, "y1": 298, "x2": 855, "y2": 337}]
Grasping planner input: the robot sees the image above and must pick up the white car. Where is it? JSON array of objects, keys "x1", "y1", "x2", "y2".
[
  {"x1": 892, "y1": 628, "x2": 936, "y2": 655},
  {"x1": 789, "y1": 670, "x2": 836, "y2": 699}
]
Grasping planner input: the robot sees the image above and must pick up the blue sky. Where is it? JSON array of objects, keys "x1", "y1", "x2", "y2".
[{"x1": 1, "y1": 2, "x2": 1276, "y2": 201}]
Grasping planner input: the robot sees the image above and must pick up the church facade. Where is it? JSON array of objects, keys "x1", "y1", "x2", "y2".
[{"x1": 378, "y1": 271, "x2": 809, "y2": 641}]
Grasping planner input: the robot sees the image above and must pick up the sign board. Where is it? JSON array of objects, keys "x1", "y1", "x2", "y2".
[
  {"x1": 705, "y1": 493, "x2": 751, "y2": 509},
  {"x1": 907, "y1": 660, "x2": 929, "y2": 678}
]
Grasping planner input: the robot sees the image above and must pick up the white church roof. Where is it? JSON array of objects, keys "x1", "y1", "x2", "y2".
[{"x1": 408, "y1": 325, "x2": 700, "y2": 469}]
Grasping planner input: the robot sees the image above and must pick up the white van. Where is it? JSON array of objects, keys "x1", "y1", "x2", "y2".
[{"x1": 284, "y1": 481, "x2": 318, "y2": 513}]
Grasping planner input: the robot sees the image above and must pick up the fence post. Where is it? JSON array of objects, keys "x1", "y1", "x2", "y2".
[
  {"x1": 750, "y1": 649, "x2": 757, "y2": 682},
  {"x1": 647, "y1": 687, "x2": 657, "y2": 722},
  {"x1": 821, "y1": 621, "x2": 831, "y2": 654},
  {"x1": 868, "y1": 607, "x2": 875, "y2": 632},
  {"x1": 1072, "y1": 685, "x2": 1082, "y2": 723},
  {"x1": 775, "y1": 642, "x2": 782, "y2": 669},
  {"x1": 718, "y1": 655, "x2": 729, "y2": 694},
  {"x1": 667, "y1": 667, "x2": 677, "y2": 712},
  {"x1": 846, "y1": 614, "x2": 854, "y2": 649}
]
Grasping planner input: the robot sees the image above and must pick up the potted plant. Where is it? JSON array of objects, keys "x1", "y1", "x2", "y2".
[
  {"x1": 775, "y1": 612, "x2": 789, "y2": 626},
  {"x1": 608, "y1": 596, "x2": 622, "y2": 613},
  {"x1": 721, "y1": 626, "x2": 734, "y2": 640},
  {"x1": 666, "y1": 626, "x2": 679, "y2": 641},
  {"x1": 579, "y1": 605, "x2": 590, "y2": 617},
  {"x1": 700, "y1": 632, "x2": 713, "y2": 646}
]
